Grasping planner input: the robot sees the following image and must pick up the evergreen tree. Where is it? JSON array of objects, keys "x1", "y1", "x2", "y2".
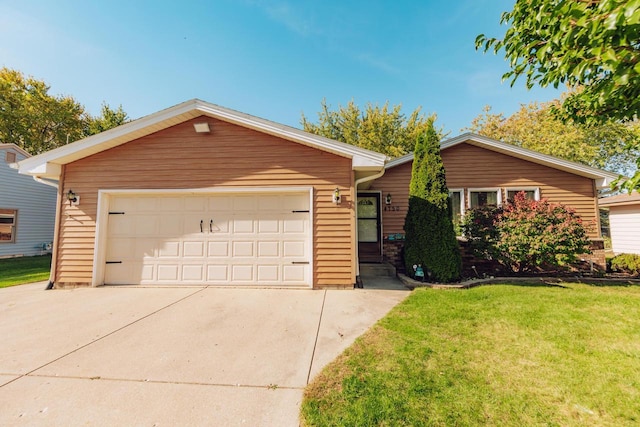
[{"x1": 403, "y1": 121, "x2": 461, "y2": 282}]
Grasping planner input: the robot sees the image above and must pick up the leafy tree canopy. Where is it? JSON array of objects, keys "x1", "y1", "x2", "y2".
[
  {"x1": 476, "y1": 1, "x2": 640, "y2": 191},
  {"x1": 0, "y1": 67, "x2": 128, "y2": 155},
  {"x1": 476, "y1": 0, "x2": 640, "y2": 125},
  {"x1": 301, "y1": 99, "x2": 439, "y2": 157},
  {"x1": 468, "y1": 94, "x2": 640, "y2": 175}
]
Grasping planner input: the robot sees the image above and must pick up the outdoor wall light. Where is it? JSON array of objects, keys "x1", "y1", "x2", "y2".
[
  {"x1": 193, "y1": 122, "x2": 210, "y2": 133},
  {"x1": 66, "y1": 189, "x2": 79, "y2": 206},
  {"x1": 332, "y1": 187, "x2": 341, "y2": 205},
  {"x1": 385, "y1": 193, "x2": 392, "y2": 205}
]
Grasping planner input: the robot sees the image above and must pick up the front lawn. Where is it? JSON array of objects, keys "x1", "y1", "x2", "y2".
[
  {"x1": 302, "y1": 283, "x2": 640, "y2": 426},
  {"x1": 0, "y1": 255, "x2": 51, "y2": 288}
]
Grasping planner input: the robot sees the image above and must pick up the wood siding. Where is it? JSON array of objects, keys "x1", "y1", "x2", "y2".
[
  {"x1": 608, "y1": 205, "x2": 640, "y2": 254},
  {"x1": 0, "y1": 146, "x2": 57, "y2": 257},
  {"x1": 370, "y1": 142, "x2": 601, "y2": 238},
  {"x1": 56, "y1": 116, "x2": 354, "y2": 288}
]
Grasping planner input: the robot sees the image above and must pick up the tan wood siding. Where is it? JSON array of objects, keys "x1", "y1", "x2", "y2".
[
  {"x1": 371, "y1": 142, "x2": 600, "y2": 238},
  {"x1": 56, "y1": 116, "x2": 354, "y2": 288}
]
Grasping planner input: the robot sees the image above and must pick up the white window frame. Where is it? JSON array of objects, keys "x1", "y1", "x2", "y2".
[
  {"x1": 449, "y1": 189, "x2": 465, "y2": 218},
  {"x1": 505, "y1": 187, "x2": 540, "y2": 201},
  {"x1": 467, "y1": 188, "x2": 502, "y2": 209}
]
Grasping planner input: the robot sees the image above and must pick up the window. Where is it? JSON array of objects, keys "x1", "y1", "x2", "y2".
[
  {"x1": 506, "y1": 187, "x2": 540, "y2": 202},
  {"x1": 468, "y1": 189, "x2": 501, "y2": 209},
  {"x1": 0, "y1": 209, "x2": 17, "y2": 243},
  {"x1": 449, "y1": 189, "x2": 464, "y2": 223},
  {"x1": 5, "y1": 152, "x2": 16, "y2": 163}
]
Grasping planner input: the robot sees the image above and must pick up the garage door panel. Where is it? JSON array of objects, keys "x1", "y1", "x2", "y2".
[
  {"x1": 105, "y1": 193, "x2": 311, "y2": 286},
  {"x1": 283, "y1": 241, "x2": 306, "y2": 258},
  {"x1": 258, "y1": 218, "x2": 279, "y2": 233},
  {"x1": 182, "y1": 265, "x2": 204, "y2": 281},
  {"x1": 232, "y1": 241, "x2": 254, "y2": 257},
  {"x1": 231, "y1": 265, "x2": 253, "y2": 282},
  {"x1": 136, "y1": 197, "x2": 158, "y2": 212},
  {"x1": 233, "y1": 219, "x2": 254, "y2": 233},
  {"x1": 183, "y1": 241, "x2": 205, "y2": 257},
  {"x1": 157, "y1": 264, "x2": 179, "y2": 281},
  {"x1": 257, "y1": 265, "x2": 279, "y2": 281},
  {"x1": 283, "y1": 265, "x2": 305, "y2": 282},
  {"x1": 207, "y1": 264, "x2": 229, "y2": 281},
  {"x1": 207, "y1": 241, "x2": 229, "y2": 257},
  {"x1": 233, "y1": 196, "x2": 257, "y2": 211},
  {"x1": 158, "y1": 241, "x2": 180, "y2": 257},
  {"x1": 258, "y1": 241, "x2": 279, "y2": 257}
]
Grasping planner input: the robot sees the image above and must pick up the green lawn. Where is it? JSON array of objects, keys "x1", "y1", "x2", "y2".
[
  {"x1": 302, "y1": 283, "x2": 640, "y2": 426},
  {"x1": 0, "y1": 255, "x2": 52, "y2": 288}
]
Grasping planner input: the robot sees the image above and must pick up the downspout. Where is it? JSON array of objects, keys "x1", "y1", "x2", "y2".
[
  {"x1": 354, "y1": 168, "x2": 386, "y2": 278},
  {"x1": 33, "y1": 176, "x2": 59, "y2": 289}
]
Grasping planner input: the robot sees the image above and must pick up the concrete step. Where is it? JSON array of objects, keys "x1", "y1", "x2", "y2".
[{"x1": 359, "y1": 262, "x2": 396, "y2": 278}]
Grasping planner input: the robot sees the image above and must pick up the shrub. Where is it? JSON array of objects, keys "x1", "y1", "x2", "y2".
[
  {"x1": 610, "y1": 253, "x2": 640, "y2": 275},
  {"x1": 403, "y1": 121, "x2": 461, "y2": 282},
  {"x1": 462, "y1": 192, "x2": 592, "y2": 273}
]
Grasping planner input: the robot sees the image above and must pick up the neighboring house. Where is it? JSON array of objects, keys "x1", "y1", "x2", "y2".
[
  {"x1": 0, "y1": 143, "x2": 57, "y2": 258},
  {"x1": 598, "y1": 192, "x2": 640, "y2": 255},
  {"x1": 366, "y1": 133, "x2": 617, "y2": 270},
  {"x1": 17, "y1": 100, "x2": 617, "y2": 288}
]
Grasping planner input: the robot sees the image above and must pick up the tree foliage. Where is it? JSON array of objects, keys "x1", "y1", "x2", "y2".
[
  {"x1": 468, "y1": 95, "x2": 640, "y2": 175},
  {"x1": 301, "y1": 99, "x2": 438, "y2": 157},
  {"x1": 462, "y1": 192, "x2": 592, "y2": 273},
  {"x1": 476, "y1": 0, "x2": 640, "y2": 124},
  {"x1": 476, "y1": 1, "x2": 640, "y2": 192},
  {"x1": 0, "y1": 67, "x2": 129, "y2": 155},
  {"x1": 403, "y1": 121, "x2": 461, "y2": 282}
]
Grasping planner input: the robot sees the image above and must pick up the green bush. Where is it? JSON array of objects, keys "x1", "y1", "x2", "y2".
[
  {"x1": 609, "y1": 253, "x2": 640, "y2": 275},
  {"x1": 462, "y1": 192, "x2": 592, "y2": 273},
  {"x1": 403, "y1": 121, "x2": 461, "y2": 282}
]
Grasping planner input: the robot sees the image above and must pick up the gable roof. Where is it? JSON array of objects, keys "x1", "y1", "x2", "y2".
[
  {"x1": 18, "y1": 99, "x2": 387, "y2": 179},
  {"x1": 599, "y1": 192, "x2": 640, "y2": 207},
  {"x1": 0, "y1": 143, "x2": 31, "y2": 158},
  {"x1": 385, "y1": 132, "x2": 618, "y2": 189}
]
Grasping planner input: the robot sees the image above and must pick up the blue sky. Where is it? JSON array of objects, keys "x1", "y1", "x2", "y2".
[{"x1": 1, "y1": 0, "x2": 565, "y2": 136}]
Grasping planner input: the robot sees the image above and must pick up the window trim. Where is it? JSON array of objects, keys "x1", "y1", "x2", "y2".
[
  {"x1": 0, "y1": 209, "x2": 17, "y2": 243},
  {"x1": 505, "y1": 187, "x2": 540, "y2": 202},
  {"x1": 5, "y1": 151, "x2": 17, "y2": 163},
  {"x1": 467, "y1": 188, "x2": 502, "y2": 209}
]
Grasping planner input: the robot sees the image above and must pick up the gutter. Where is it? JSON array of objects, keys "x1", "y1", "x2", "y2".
[{"x1": 32, "y1": 176, "x2": 59, "y2": 189}]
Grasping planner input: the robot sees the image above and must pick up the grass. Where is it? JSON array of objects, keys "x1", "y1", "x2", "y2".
[
  {"x1": 301, "y1": 283, "x2": 640, "y2": 426},
  {"x1": 0, "y1": 255, "x2": 52, "y2": 288}
]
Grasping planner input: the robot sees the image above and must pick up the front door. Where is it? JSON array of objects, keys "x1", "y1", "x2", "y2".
[{"x1": 357, "y1": 192, "x2": 382, "y2": 263}]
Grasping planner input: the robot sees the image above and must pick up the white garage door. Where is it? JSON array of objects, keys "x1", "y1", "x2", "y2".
[{"x1": 104, "y1": 192, "x2": 311, "y2": 286}]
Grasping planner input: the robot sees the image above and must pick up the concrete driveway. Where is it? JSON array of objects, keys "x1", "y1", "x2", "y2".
[{"x1": 0, "y1": 282, "x2": 408, "y2": 426}]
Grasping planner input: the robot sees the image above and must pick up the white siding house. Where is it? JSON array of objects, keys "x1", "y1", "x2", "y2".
[
  {"x1": 599, "y1": 192, "x2": 640, "y2": 255},
  {"x1": 0, "y1": 144, "x2": 57, "y2": 257}
]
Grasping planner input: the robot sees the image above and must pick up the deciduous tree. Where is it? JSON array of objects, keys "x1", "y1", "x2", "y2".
[
  {"x1": 468, "y1": 96, "x2": 640, "y2": 175},
  {"x1": 301, "y1": 99, "x2": 438, "y2": 157},
  {"x1": 476, "y1": 0, "x2": 640, "y2": 191},
  {"x1": 0, "y1": 67, "x2": 129, "y2": 155}
]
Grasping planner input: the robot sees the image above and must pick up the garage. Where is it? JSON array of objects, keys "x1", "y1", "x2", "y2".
[{"x1": 102, "y1": 191, "x2": 311, "y2": 287}]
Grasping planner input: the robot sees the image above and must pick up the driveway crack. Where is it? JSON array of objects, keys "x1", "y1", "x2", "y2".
[{"x1": 306, "y1": 289, "x2": 327, "y2": 385}]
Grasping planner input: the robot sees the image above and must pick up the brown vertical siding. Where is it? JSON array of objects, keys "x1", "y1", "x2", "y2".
[
  {"x1": 371, "y1": 142, "x2": 601, "y2": 239},
  {"x1": 56, "y1": 116, "x2": 354, "y2": 288}
]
